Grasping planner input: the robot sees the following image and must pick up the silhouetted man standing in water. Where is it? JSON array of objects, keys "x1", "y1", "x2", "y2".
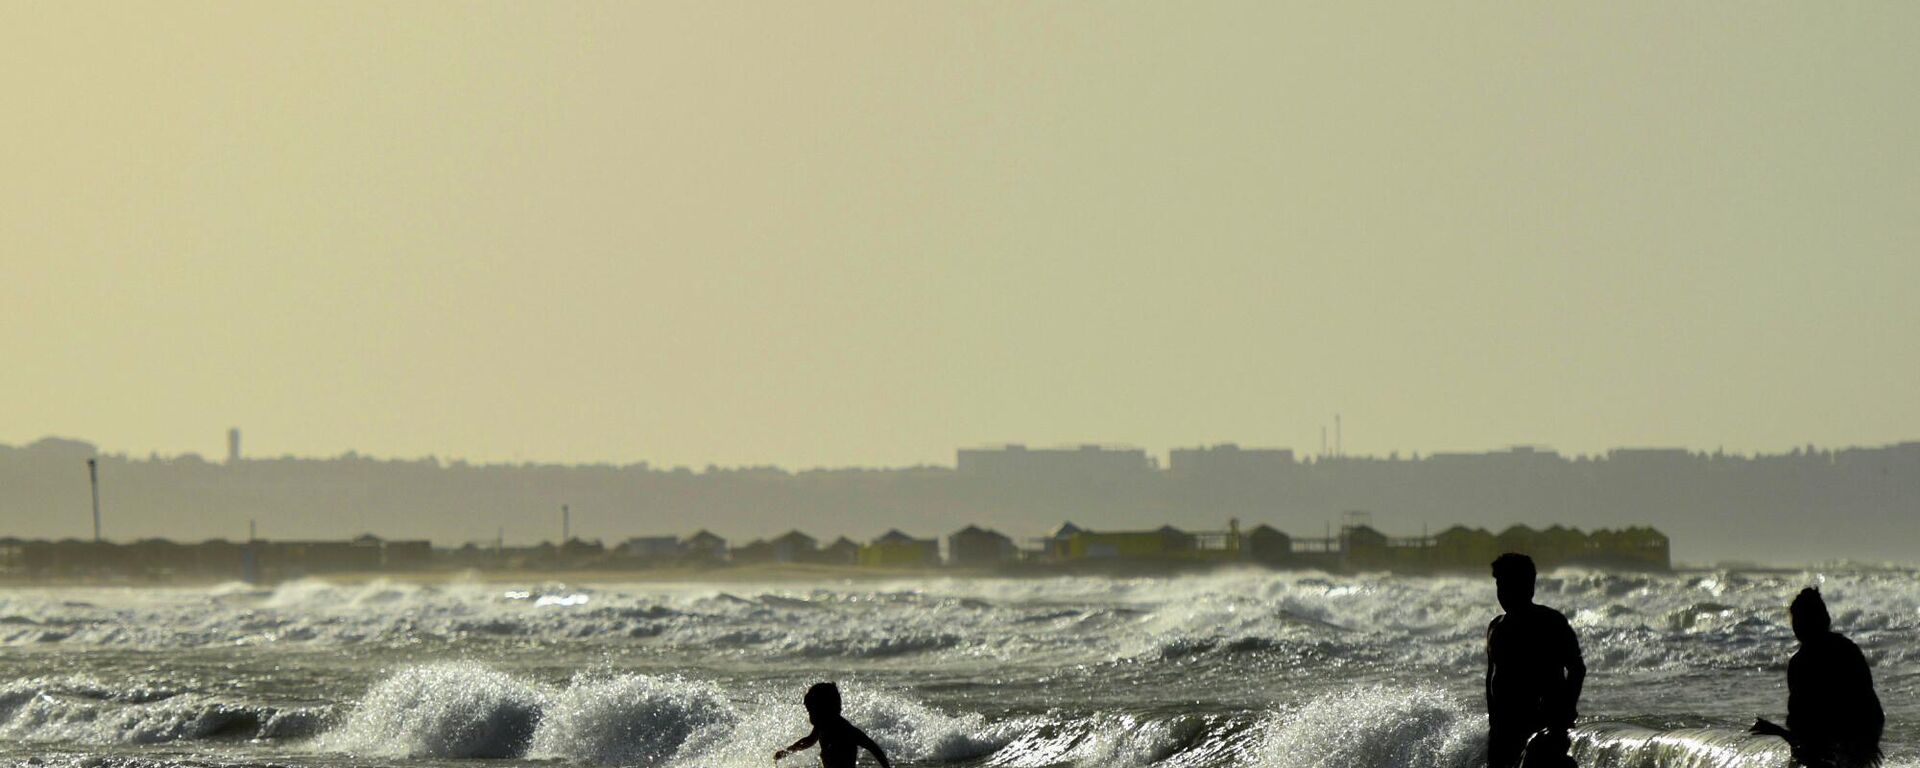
[
  {"x1": 1486, "y1": 553, "x2": 1585, "y2": 768},
  {"x1": 1751, "y1": 588, "x2": 1884, "y2": 768}
]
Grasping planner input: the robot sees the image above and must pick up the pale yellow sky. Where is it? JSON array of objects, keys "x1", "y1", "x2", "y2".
[{"x1": 2, "y1": 3, "x2": 1916, "y2": 467}]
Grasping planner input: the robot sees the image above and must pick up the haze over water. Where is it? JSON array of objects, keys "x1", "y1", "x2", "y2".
[
  {"x1": 5, "y1": 3, "x2": 1919, "y2": 468},
  {"x1": 0, "y1": 569, "x2": 1913, "y2": 768},
  {"x1": 5, "y1": 3, "x2": 1917, "y2": 768}
]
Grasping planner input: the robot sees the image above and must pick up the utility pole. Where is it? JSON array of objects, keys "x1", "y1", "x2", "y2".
[
  {"x1": 561, "y1": 504, "x2": 570, "y2": 543},
  {"x1": 86, "y1": 458, "x2": 101, "y2": 542}
]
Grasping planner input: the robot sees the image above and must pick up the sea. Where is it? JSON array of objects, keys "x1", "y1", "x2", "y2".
[{"x1": 0, "y1": 568, "x2": 1912, "y2": 768}]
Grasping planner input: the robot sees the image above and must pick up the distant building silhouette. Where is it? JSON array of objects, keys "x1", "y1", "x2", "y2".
[
  {"x1": 815, "y1": 536, "x2": 860, "y2": 565},
  {"x1": 1057, "y1": 524, "x2": 1197, "y2": 560},
  {"x1": 858, "y1": 530, "x2": 939, "y2": 567},
  {"x1": 0, "y1": 517, "x2": 1670, "y2": 581},
  {"x1": 1168, "y1": 444, "x2": 1295, "y2": 475},
  {"x1": 1434, "y1": 526, "x2": 1498, "y2": 567},
  {"x1": 732, "y1": 538, "x2": 776, "y2": 564},
  {"x1": 947, "y1": 525, "x2": 1016, "y2": 566},
  {"x1": 621, "y1": 535, "x2": 681, "y2": 561},
  {"x1": 1245, "y1": 524, "x2": 1291, "y2": 564},
  {"x1": 1041, "y1": 522, "x2": 1085, "y2": 560},
  {"x1": 3, "y1": 435, "x2": 1914, "y2": 564},
  {"x1": 558, "y1": 537, "x2": 605, "y2": 561},
  {"x1": 683, "y1": 530, "x2": 728, "y2": 561},
  {"x1": 1497, "y1": 525, "x2": 1540, "y2": 558},
  {"x1": 956, "y1": 444, "x2": 1154, "y2": 477},
  {"x1": 1340, "y1": 524, "x2": 1391, "y2": 570},
  {"x1": 770, "y1": 531, "x2": 818, "y2": 563}
]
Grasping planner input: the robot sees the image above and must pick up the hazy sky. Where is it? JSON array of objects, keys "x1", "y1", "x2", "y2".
[{"x1": 3, "y1": 3, "x2": 1916, "y2": 468}]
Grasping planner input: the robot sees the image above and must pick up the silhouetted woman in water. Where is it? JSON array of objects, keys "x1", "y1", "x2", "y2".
[
  {"x1": 775, "y1": 683, "x2": 894, "y2": 768},
  {"x1": 1751, "y1": 588, "x2": 1884, "y2": 768}
]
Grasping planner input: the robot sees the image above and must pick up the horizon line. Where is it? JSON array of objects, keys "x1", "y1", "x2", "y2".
[{"x1": 8, "y1": 434, "x2": 1918, "y2": 472}]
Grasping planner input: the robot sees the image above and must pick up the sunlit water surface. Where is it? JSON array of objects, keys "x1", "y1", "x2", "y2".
[{"x1": 0, "y1": 569, "x2": 1913, "y2": 768}]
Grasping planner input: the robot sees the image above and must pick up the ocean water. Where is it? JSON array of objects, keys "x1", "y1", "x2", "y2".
[{"x1": 0, "y1": 569, "x2": 1912, "y2": 768}]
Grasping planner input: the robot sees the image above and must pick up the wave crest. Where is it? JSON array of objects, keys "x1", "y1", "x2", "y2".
[
  {"x1": 1255, "y1": 686, "x2": 1486, "y2": 768},
  {"x1": 323, "y1": 662, "x2": 544, "y2": 758},
  {"x1": 0, "y1": 675, "x2": 323, "y2": 746},
  {"x1": 529, "y1": 674, "x2": 738, "y2": 765}
]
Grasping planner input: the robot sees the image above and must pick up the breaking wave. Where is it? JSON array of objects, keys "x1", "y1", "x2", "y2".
[
  {"x1": 1253, "y1": 686, "x2": 1486, "y2": 768},
  {"x1": 0, "y1": 664, "x2": 1896, "y2": 768},
  {"x1": 527, "y1": 674, "x2": 737, "y2": 764},
  {"x1": 322, "y1": 662, "x2": 543, "y2": 758},
  {"x1": 0, "y1": 675, "x2": 324, "y2": 746},
  {"x1": 318, "y1": 663, "x2": 1020, "y2": 766},
  {"x1": 3, "y1": 569, "x2": 1916, "y2": 768},
  {"x1": 1571, "y1": 722, "x2": 1792, "y2": 768},
  {"x1": 3, "y1": 570, "x2": 1915, "y2": 678}
]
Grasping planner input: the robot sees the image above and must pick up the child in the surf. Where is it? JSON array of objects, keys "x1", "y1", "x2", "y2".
[{"x1": 774, "y1": 682, "x2": 895, "y2": 768}]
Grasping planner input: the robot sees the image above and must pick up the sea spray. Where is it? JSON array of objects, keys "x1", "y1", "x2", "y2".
[
  {"x1": 1570, "y1": 723, "x2": 1792, "y2": 768},
  {"x1": 1254, "y1": 686, "x2": 1486, "y2": 768},
  {"x1": 840, "y1": 686, "x2": 1018, "y2": 762},
  {"x1": 3, "y1": 571, "x2": 1915, "y2": 768},
  {"x1": 4, "y1": 570, "x2": 1913, "y2": 679},
  {"x1": 528, "y1": 674, "x2": 737, "y2": 765},
  {"x1": 986, "y1": 711, "x2": 1217, "y2": 768},
  {"x1": 323, "y1": 662, "x2": 545, "y2": 758},
  {"x1": 319, "y1": 665, "x2": 1020, "y2": 767},
  {"x1": 0, "y1": 675, "x2": 320, "y2": 745}
]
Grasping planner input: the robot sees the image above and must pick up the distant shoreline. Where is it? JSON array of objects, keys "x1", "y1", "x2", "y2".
[
  {"x1": 1, "y1": 560, "x2": 1899, "y2": 589},
  {"x1": 0, "y1": 563, "x2": 984, "y2": 588},
  {"x1": 10, "y1": 438, "x2": 1919, "y2": 566}
]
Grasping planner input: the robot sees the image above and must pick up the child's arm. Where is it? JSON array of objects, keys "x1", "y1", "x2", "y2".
[
  {"x1": 1748, "y1": 717, "x2": 1790, "y2": 739},
  {"x1": 853, "y1": 726, "x2": 893, "y2": 768},
  {"x1": 774, "y1": 729, "x2": 819, "y2": 761}
]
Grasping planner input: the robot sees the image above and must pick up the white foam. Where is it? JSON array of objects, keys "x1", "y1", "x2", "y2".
[
  {"x1": 322, "y1": 661, "x2": 545, "y2": 758},
  {"x1": 3, "y1": 570, "x2": 1917, "y2": 766},
  {"x1": 4, "y1": 571, "x2": 1917, "y2": 687},
  {"x1": 0, "y1": 674, "x2": 317, "y2": 746},
  {"x1": 841, "y1": 687, "x2": 1019, "y2": 762},
  {"x1": 1253, "y1": 686, "x2": 1486, "y2": 768},
  {"x1": 528, "y1": 674, "x2": 737, "y2": 765},
  {"x1": 1571, "y1": 723, "x2": 1792, "y2": 768},
  {"x1": 315, "y1": 665, "x2": 1024, "y2": 767},
  {"x1": 988, "y1": 712, "x2": 1199, "y2": 768}
]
